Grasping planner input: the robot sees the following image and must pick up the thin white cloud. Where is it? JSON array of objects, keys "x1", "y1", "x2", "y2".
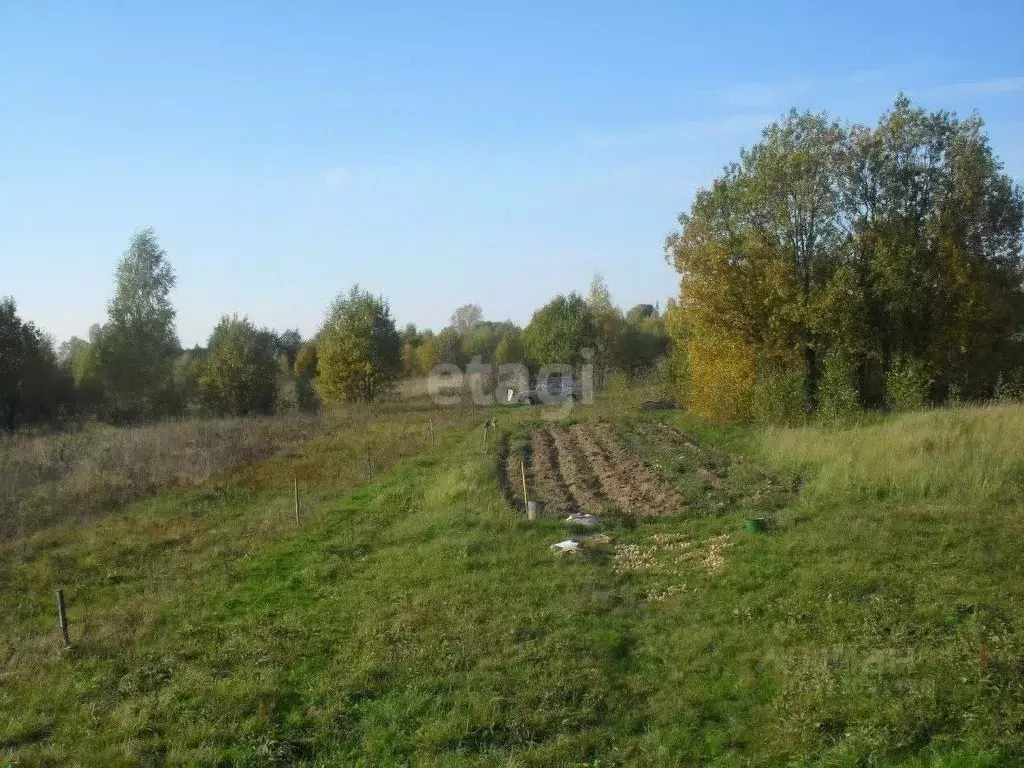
[
  {"x1": 325, "y1": 167, "x2": 349, "y2": 189},
  {"x1": 579, "y1": 113, "x2": 774, "y2": 151},
  {"x1": 714, "y1": 79, "x2": 815, "y2": 109},
  {"x1": 936, "y1": 76, "x2": 1024, "y2": 97},
  {"x1": 709, "y1": 71, "x2": 885, "y2": 108}
]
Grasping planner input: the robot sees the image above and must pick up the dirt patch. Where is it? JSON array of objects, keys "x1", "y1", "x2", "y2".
[
  {"x1": 567, "y1": 424, "x2": 685, "y2": 517},
  {"x1": 547, "y1": 428, "x2": 607, "y2": 517},
  {"x1": 528, "y1": 429, "x2": 575, "y2": 518},
  {"x1": 590, "y1": 422, "x2": 688, "y2": 515},
  {"x1": 565, "y1": 424, "x2": 639, "y2": 516},
  {"x1": 500, "y1": 422, "x2": 691, "y2": 519}
]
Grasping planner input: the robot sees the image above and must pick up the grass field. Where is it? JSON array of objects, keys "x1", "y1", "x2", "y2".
[{"x1": 2, "y1": 397, "x2": 1022, "y2": 766}]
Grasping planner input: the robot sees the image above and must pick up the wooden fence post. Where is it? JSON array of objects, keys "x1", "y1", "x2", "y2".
[
  {"x1": 520, "y1": 459, "x2": 528, "y2": 508},
  {"x1": 293, "y1": 479, "x2": 300, "y2": 525},
  {"x1": 56, "y1": 589, "x2": 70, "y2": 647}
]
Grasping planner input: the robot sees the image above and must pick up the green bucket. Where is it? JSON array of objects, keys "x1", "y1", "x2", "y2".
[{"x1": 743, "y1": 518, "x2": 769, "y2": 534}]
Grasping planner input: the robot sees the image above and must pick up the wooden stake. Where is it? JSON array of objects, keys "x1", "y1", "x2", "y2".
[
  {"x1": 520, "y1": 459, "x2": 528, "y2": 508},
  {"x1": 365, "y1": 452, "x2": 373, "y2": 479},
  {"x1": 482, "y1": 423, "x2": 488, "y2": 451},
  {"x1": 56, "y1": 589, "x2": 70, "y2": 647},
  {"x1": 429, "y1": 420, "x2": 435, "y2": 445},
  {"x1": 293, "y1": 479, "x2": 300, "y2": 525}
]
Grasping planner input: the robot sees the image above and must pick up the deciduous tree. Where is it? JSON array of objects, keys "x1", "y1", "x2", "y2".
[
  {"x1": 198, "y1": 316, "x2": 279, "y2": 416},
  {"x1": 94, "y1": 228, "x2": 180, "y2": 421},
  {"x1": 315, "y1": 286, "x2": 401, "y2": 403}
]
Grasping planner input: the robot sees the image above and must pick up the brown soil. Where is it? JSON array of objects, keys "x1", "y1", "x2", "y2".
[
  {"x1": 503, "y1": 422, "x2": 691, "y2": 519},
  {"x1": 590, "y1": 422, "x2": 688, "y2": 514},
  {"x1": 547, "y1": 428, "x2": 607, "y2": 517},
  {"x1": 566, "y1": 424, "x2": 644, "y2": 516},
  {"x1": 528, "y1": 429, "x2": 575, "y2": 518},
  {"x1": 566, "y1": 423, "x2": 685, "y2": 517}
]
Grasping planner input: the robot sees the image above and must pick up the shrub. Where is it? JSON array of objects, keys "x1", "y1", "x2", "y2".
[
  {"x1": 818, "y1": 351, "x2": 860, "y2": 423},
  {"x1": 946, "y1": 380, "x2": 964, "y2": 407},
  {"x1": 198, "y1": 315, "x2": 279, "y2": 416},
  {"x1": 994, "y1": 371, "x2": 1024, "y2": 403},
  {"x1": 885, "y1": 355, "x2": 930, "y2": 413},
  {"x1": 686, "y1": 334, "x2": 756, "y2": 422},
  {"x1": 652, "y1": 355, "x2": 682, "y2": 403},
  {"x1": 751, "y1": 366, "x2": 807, "y2": 426}
]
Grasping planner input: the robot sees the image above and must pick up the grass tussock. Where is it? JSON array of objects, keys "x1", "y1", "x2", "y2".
[{"x1": 757, "y1": 402, "x2": 1024, "y2": 505}]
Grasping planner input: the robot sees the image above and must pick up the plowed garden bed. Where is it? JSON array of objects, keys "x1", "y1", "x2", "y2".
[{"x1": 501, "y1": 419, "x2": 791, "y2": 520}]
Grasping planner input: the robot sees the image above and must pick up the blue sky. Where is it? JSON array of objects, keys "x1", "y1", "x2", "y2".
[{"x1": 2, "y1": 1, "x2": 1022, "y2": 347}]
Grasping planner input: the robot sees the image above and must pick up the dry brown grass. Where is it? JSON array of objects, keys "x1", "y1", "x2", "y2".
[{"x1": 0, "y1": 413, "x2": 328, "y2": 540}]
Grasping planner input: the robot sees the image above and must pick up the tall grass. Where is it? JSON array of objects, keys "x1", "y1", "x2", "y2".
[
  {"x1": 757, "y1": 402, "x2": 1024, "y2": 505},
  {"x1": 0, "y1": 414, "x2": 327, "y2": 539}
]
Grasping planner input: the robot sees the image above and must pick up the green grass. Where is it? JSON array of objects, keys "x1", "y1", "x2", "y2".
[{"x1": 2, "y1": 399, "x2": 1023, "y2": 765}]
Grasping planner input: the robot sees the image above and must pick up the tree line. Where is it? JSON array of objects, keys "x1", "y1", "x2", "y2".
[
  {"x1": 667, "y1": 95, "x2": 1024, "y2": 421},
  {"x1": 10, "y1": 96, "x2": 1014, "y2": 431},
  {"x1": 1, "y1": 234, "x2": 669, "y2": 432}
]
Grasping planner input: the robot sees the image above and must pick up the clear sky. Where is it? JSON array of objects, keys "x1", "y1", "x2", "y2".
[{"x1": 2, "y1": 1, "x2": 1022, "y2": 347}]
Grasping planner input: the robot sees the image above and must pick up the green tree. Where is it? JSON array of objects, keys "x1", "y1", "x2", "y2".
[
  {"x1": 885, "y1": 355, "x2": 930, "y2": 413},
  {"x1": 818, "y1": 351, "x2": 860, "y2": 423},
  {"x1": 172, "y1": 347, "x2": 206, "y2": 416},
  {"x1": 463, "y1": 321, "x2": 520, "y2": 361},
  {"x1": 667, "y1": 98, "x2": 1024, "y2": 417},
  {"x1": 293, "y1": 340, "x2": 320, "y2": 411},
  {"x1": 586, "y1": 273, "x2": 624, "y2": 385},
  {"x1": 0, "y1": 298, "x2": 68, "y2": 430},
  {"x1": 400, "y1": 323, "x2": 421, "y2": 348},
  {"x1": 618, "y1": 311, "x2": 670, "y2": 376},
  {"x1": 94, "y1": 228, "x2": 180, "y2": 421},
  {"x1": 315, "y1": 286, "x2": 401, "y2": 403},
  {"x1": 198, "y1": 316, "x2": 279, "y2": 416},
  {"x1": 435, "y1": 327, "x2": 465, "y2": 366},
  {"x1": 275, "y1": 329, "x2": 303, "y2": 373},
  {"x1": 416, "y1": 334, "x2": 437, "y2": 374},
  {"x1": 59, "y1": 333, "x2": 104, "y2": 413},
  {"x1": 493, "y1": 330, "x2": 526, "y2": 366},
  {"x1": 523, "y1": 293, "x2": 597, "y2": 370},
  {"x1": 842, "y1": 96, "x2": 1024, "y2": 400},
  {"x1": 450, "y1": 303, "x2": 483, "y2": 335},
  {"x1": 625, "y1": 303, "x2": 657, "y2": 324}
]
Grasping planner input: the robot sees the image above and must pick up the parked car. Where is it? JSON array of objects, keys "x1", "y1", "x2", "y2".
[{"x1": 506, "y1": 374, "x2": 580, "y2": 405}]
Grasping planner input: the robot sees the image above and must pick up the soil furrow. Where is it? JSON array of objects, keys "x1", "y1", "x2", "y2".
[
  {"x1": 567, "y1": 424, "x2": 644, "y2": 516},
  {"x1": 529, "y1": 429, "x2": 575, "y2": 517},
  {"x1": 547, "y1": 428, "x2": 606, "y2": 516},
  {"x1": 590, "y1": 422, "x2": 687, "y2": 515}
]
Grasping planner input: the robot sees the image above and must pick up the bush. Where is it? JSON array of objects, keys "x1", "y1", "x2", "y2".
[
  {"x1": 994, "y1": 371, "x2": 1024, "y2": 403},
  {"x1": 947, "y1": 380, "x2": 964, "y2": 407},
  {"x1": 751, "y1": 366, "x2": 807, "y2": 426},
  {"x1": 686, "y1": 334, "x2": 757, "y2": 422},
  {"x1": 885, "y1": 355, "x2": 930, "y2": 413},
  {"x1": 601, "y1": 370, "x2": 632, "y2": 403},
  {"x1": 198, "y1": 315, "x2": 280, "y2": 416},
  {"x1": 818, "y1": 351, "x2": 860, "y2": 423},
  {"x1": 652, "y1": 355, "x2": 682, "y2": 404}
]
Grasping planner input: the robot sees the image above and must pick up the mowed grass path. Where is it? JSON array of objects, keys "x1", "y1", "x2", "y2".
[{"x1": 2, "y1": 401, "x2": 1023, "y2": 765}]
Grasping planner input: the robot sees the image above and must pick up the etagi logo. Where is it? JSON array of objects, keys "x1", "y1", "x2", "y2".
[{"x1": 426, "y1": 348, "x2": 595, "y2": 420}]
